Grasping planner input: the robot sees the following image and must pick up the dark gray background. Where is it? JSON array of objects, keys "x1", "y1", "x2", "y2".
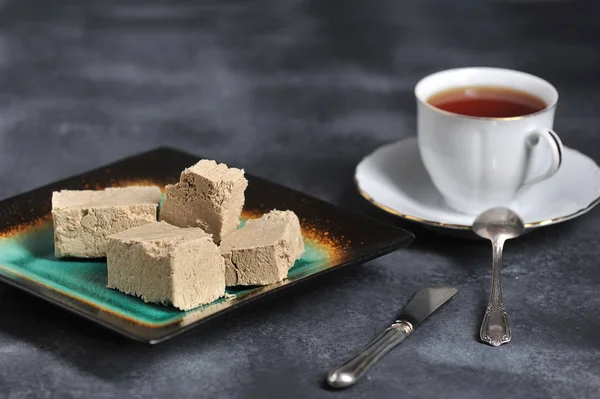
[{"x1": 1, "y1": 0, "x2": 599, "y2": 398}]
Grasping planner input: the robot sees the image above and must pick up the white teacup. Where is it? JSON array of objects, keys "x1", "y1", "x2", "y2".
[{"x1": 415, "y1": 67, "x2": 563, "y2": 215}]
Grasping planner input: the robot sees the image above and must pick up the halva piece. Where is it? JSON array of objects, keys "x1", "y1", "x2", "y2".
[
  {"x1": 220, "y1": 210, "x2": 304, "y2": 286},
  {"x1": 52, "y1": 186, "x2": 162, "y2": 258},
  {"x1": 106, "y1": 221, "x2": 225, "y2": 311},
  {"x1": 159, "y1": 159, "x2": 248, "y2": 244}
]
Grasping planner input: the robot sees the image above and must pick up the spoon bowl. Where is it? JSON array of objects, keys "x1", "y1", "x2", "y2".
[{"x1": 473, "y1": 207, "x2": 525, "y2": 241}]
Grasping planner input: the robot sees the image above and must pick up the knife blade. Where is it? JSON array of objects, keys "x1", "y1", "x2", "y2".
[{"x1": 326, "y1": 287, "x2": 457, "y2": 389}]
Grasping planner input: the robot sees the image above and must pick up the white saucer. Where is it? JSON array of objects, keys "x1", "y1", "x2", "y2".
[{"x1": 355, "y1": 137, "x2": 600, "y2": 230}]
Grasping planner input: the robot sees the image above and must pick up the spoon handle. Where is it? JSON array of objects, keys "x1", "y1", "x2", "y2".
[{"x1": 480, "y1": 239, "x2": 511, "y2": 346}]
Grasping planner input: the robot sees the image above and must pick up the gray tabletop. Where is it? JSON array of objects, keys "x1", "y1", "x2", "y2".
[{"x1": 1, "y1": 1, "x2": 599, "y2": 398}]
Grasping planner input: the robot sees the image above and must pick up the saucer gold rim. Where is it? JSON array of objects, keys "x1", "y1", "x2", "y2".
[{"x1": 354, "y1": 178, "x2": 600, "y2": 231}]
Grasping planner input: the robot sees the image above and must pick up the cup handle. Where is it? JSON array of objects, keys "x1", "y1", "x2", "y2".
[{"x1": 521, "y1": 128, "x2": 563, "y2": 187}]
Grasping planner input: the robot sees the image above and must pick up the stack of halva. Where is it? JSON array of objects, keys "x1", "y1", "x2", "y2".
[{"x1": 51, "y1": 160, "x2": 304, "y2": 310}]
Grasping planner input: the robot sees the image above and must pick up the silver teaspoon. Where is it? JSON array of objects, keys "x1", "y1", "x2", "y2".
[{"x1": 472, "y1": 207, "x2": 525, "y2": 347}]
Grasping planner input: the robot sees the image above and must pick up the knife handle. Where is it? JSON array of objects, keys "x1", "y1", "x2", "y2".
[{"x1": 326, "y1": 320, "x2": 413, "y2": 389}]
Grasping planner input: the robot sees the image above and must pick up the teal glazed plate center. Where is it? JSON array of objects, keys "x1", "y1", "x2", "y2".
[
  {"x1": 0, "y1": 221, "x2": 330, "y2": 326},
  {"x1": 0, "y1": 148, "x2": 413, "y2": 343}
]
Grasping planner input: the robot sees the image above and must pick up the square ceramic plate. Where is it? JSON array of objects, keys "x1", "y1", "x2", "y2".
[{"x1": 0, "y1": 148, "x2": 414, "y2": 344}]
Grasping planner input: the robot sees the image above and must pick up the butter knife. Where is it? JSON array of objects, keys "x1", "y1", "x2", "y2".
[{"x1": 326, "y1": 287, "x2": 458, "y2": 389}]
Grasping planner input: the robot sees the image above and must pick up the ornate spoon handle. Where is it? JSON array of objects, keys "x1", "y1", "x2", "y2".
[{"x1": 480, "y1": 238, "x2": 511, "y2": 347}]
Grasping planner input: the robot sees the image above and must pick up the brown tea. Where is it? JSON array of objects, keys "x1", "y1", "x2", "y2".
[{"x1": 427, "y1": 86, "x2": 546, "y2": 118}]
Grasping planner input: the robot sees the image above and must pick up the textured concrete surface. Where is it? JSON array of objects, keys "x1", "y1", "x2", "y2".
[{"x1": 1, "y1": 0, "x2": 600, "y2": 398}]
